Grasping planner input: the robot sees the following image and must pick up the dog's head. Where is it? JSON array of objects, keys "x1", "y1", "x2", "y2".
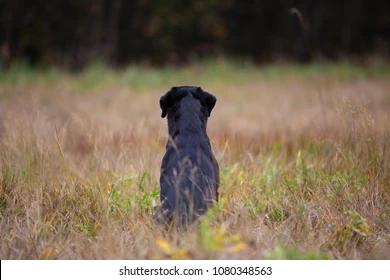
[{"x1": 160, "y1": 86, "x2": 216, "y2": 118}]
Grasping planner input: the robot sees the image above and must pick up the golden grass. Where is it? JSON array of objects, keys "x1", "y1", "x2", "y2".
[{"x1": 0, "y1": 62, "x2": 389, "y2": 259}]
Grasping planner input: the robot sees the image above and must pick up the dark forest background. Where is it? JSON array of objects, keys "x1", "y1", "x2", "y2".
[{"x1": 0, "y1": 0, "x2": 389, "y2": 68}]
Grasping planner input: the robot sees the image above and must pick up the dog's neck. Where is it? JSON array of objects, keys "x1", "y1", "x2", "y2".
[{"x1": 167, "y1": 96, "x2": 208, "y2": 142}]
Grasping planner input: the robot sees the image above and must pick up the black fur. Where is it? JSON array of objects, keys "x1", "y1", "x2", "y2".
[{"x1": 154, "y1": 86, "x2": 219, "y2": 226}]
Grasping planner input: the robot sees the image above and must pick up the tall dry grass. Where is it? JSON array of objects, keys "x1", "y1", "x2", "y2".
[{"x1": 0, "y1": 61, "x2": 389, "y2": 259}]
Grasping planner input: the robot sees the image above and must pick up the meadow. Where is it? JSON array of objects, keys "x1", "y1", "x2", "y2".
[{"x1": 0, "y1": 58, "x2": 389, "y2": 259}]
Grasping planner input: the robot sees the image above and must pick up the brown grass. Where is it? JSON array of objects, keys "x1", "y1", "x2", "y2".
[{"x1": 0, "y1": 62, "x2": 389, "y2": 259}]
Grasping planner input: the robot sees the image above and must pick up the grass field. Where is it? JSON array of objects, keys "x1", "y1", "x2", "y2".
[{"x1": 0, "y1": 58, "x2": 389, "y2": 259}]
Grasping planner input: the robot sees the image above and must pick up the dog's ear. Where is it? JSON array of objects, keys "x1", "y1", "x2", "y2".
[
  {"x1": 160, "y1": 87, "x2": 177, "y2": 118},
  {"x1": 160, "y1": 95, "x2": 168, "y2": 118},
  {"x1": 204, "y1": 92, "x2": 217, "y2": 116},
  {"x1": 196, "y1": 87, "x2": 217, "y2": 116}
]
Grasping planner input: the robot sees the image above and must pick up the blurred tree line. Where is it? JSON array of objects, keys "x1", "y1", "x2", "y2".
[{"x1": 0, "y1": 0, "x2": 389, "y2": 68}]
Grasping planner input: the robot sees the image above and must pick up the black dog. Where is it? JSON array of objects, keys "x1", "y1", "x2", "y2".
[{"x1": 154, "y1": 86, "x2": 219, "y2": 226}]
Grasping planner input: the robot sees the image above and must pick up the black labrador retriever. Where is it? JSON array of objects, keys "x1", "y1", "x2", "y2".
[{"x1": 154, "y1": 86, "x2": 219, "y2": 226}]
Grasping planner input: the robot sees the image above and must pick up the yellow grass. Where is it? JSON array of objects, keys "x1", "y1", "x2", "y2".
[{"x1": 0, "y1": 60, "x2": 389, "y2": 259}]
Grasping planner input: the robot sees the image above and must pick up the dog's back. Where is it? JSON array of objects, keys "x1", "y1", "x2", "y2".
[{"x1": 155, "y1": 86, "x2": 219, "y2": 226}]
